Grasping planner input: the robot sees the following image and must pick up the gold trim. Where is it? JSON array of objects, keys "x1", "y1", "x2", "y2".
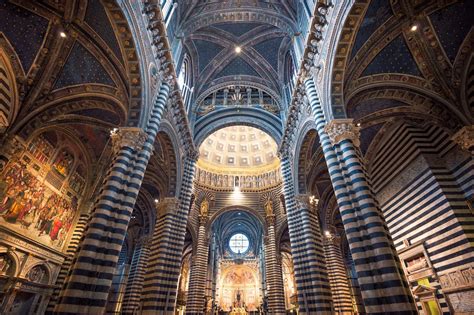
[{"x1": 196, "y1": 157, "x2": 281, "y2": 175}]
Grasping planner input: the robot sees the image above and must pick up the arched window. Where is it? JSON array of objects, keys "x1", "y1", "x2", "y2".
[
  {"x1": 284, "y1": 51, "x2": 296, "y2": 104},
  {"x1": 178, "y1": 53, "x2": 193, "y2": 114}
]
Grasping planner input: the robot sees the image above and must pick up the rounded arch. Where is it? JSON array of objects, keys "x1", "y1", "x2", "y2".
[
  {"x1": 0, "y1": 249, "x2": 20, "y2": 278},
  {"x1": 156, "y1": 121, "x2": 181, "y2": 197},
  {"x1": 293, "y1": 120, "x2": 318, "y2": 194},
  {"x1": 206, "y1": 205, "x2": 265, "y2": 233},
  {"x1": 194, "y1": 107, "x2": 283, "y2": 147},
  {"x1": 24, "y1": 262, "x2": 52, "y2": 285},
  {"x1": 25, "y1": 126, "x2": 94, "y2": 185}
]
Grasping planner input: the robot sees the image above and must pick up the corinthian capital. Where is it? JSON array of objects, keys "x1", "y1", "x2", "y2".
[
  {"x1": 295, "y1": 194, "x2": 311, "y2": 210},
  {"x1": 324, "y1": 119, "x2": 361, "y2": 147},
  {"x1": 452, "y1": 125, "x2": 473, "y2": 151},
  {"x1": 110, "y1": 127, "x2": 147, "y2": 153},
  {"x1": 156, "y1": 197, "x2": 179, "y2": 217}
]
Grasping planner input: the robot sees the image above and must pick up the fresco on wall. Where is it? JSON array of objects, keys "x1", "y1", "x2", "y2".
[
  {"x1": 219, "y1": 265, "x2": 259, "y2": 311},
  {"x1": 0, "y1": 133, "x2": 85, "y2": 251}
]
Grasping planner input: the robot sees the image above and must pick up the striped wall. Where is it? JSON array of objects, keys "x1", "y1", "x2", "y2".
[
  {"x1": 141, "y1": 156, "x2": 196, "y2": 314},
  {"x1": 264, "y1": 217, "x2": 287, "y2": 314},
  {"x1": 281, "y1": 157, "x2": 334, "y2": 314},
  {"x1": 372, "y1": 122, "x2": 474, "y2": 314},
  {"x1": 304, "y1": 77, "x2": 417, "y2": 314},
  {"x1": 0, "y1": 53, "x2": 14, "y2": 128},
  {"x1": 121, "y1": 240, "x2": 151, "y2": 314},
  {"x1": 46, "y1": 213, "x2": 90, "y2": 314},
  {"x1": 323, "y1": 236, "x2": 353, "y2": 314},
  {"x1": 190, "y1": 182, "x2": 287, "y2": 314},
  {"x1": 54, "y1": 83, "x2": 171, "y2": 314},
  {"x1": 186, "y1": 217, "x2": 210, "y2": 314}
]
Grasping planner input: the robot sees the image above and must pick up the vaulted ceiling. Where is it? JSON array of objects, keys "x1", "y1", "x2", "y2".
[{"x1": 175, "y1": 0, "x2": 299, "y2": 104}]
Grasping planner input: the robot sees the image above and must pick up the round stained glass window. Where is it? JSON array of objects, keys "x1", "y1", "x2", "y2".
[{"x1": 229, "y1": 233, "x2": 249, "y2": 254}]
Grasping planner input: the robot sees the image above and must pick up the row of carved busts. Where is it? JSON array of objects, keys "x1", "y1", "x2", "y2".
[{"x1": 195, "y1": 167, "x2": 282, "y2": 190}]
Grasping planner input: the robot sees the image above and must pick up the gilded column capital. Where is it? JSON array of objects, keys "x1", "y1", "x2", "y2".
[
  {"x1": 324, "y1": 119, "x2": 361, "y2": 147},
  {"x1": 198, "y1": 215, "x2": 209, "y2": 225},
  {"x1": 324, "y1": 230, "x2": 342, "y2": 246},
  {"x1": 265, "y1": 215, "x2": 276, "y2": 226},
  {"x1": 110, "y1": 127, "x2": 147, "y2": 153},
  {"x1": 295, "y1": 194, "x2": 311, "y2": 210},
  {"x1": 452, "y1": 125, "x2": 473, "y2": 151},
  {"x1": 137, "y1": 234, "x2": 153, "y2": 246},
  {"x1": 185, "y1": 149, "x2": 199, "y2": 162},
  {"x1": 1, "y1": 135, "x2": 25, "y2": 158},
  {"x1": 156, "y1": 197, "x2": 179, "y2": 217}
]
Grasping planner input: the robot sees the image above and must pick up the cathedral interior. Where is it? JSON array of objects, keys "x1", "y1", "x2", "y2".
[{"x1": 0, "y1": 0, "x2": 472, "y2": 314}]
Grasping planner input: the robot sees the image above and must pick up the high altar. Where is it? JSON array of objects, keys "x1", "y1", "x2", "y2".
[{"x1": 217, "y1": 263, "x2": 260, "y2": 312}]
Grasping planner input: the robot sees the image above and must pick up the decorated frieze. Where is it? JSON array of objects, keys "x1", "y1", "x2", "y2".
[
  {"x1": 110, "y1": 127, "x2": 147, "y2": 153},
  {"x1": 325, "y1": 118, "x2": 361, "y2": 147},
  {"x1": 439, "y1": 266, "x2": 474, "y2": 293}
]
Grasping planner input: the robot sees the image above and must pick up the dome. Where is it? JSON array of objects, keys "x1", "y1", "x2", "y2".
[{"x1": 198, "y1": 125, "x2": 279, "y2": 173}]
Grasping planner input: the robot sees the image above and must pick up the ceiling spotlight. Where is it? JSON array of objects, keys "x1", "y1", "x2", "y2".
[
  {"x1": 410, "y1": 25, "x2": 418, "y2": 32},
  {"x1": 235, "y1": 46, "x2": 242, "y2": 54},
  {"x1": 357, "y1": 122, "x2": 361, "y2": 127},
  {"x1": 325, "y1": 231, "x2": 331, "y2": 237},
  {"x1": 154, "y1": 199, "x2": 159, "y2": 203},
  {"x1": 60, "y1": 31, "x2": 67, "y2": 38}
]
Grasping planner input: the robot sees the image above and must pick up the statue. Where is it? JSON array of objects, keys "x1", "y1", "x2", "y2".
[
  {"x1": 200, "y1": 198, "x2": 209, "y2": 217},
  {"x1": 264, "y1": 198, "x2": 273, "y2": 217}
]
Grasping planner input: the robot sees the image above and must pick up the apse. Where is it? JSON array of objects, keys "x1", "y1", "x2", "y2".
[{"x1": 210, "y1": 210, "x2": 264, "y2": 312}]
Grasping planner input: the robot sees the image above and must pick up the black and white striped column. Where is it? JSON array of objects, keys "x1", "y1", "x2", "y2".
[
  {"x1": 54, "y1": 82, "x2": 172, "y2": 314},
  {"x1": 186, "y1": 215, "x2": 209, "y2": 314},
  {"x1": 141, "y1": 155, "x2": 196, "y2": 314},
  {"x1": 121, "y1": 236, "x2": 152, "y2": 314},
  {"x1": 263, "y1": 213, "x2": 286, "y2": 314},
  {"x1": 46, "y1": 212, "x2": 90, "y2": 314},
  {"x1": 304, "y1": 77, "x2": 416, "y2": 314},
  {"x1": 280, "y1": 160, "x2": 334, "y2": 314},
  {"x1": 323, "y1": 232, "x2": 353, "y2": 314}
]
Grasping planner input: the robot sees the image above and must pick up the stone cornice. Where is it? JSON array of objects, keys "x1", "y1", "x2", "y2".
[
  {"x1": 110, "y1": 127, "x2": 148, "y2": 153},
  {"x1": 180, "y1": 8, "x2": 297, "y2": 37},
  {"x1": 324, "y1": 119, "x2": 360, "y2": 147},
  {"x1": 277, "y1": 83, "x2": 306, "y2": 159},
  {"x1": 452, "y1": 125, "x2": 474, "y2": 151},
  {"x1": 278, "y1": 1, "x2": 332, "y2": 155},
  {"x1": 142, "y1": 1, "x2": 197, "y2": 157}
]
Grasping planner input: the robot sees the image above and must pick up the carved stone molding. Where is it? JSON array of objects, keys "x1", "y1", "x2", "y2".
[
  {"x1": 136, "y1": 234, "x2": 153, "y2": 246},
  {"x1": 295, "y1": 194, "x2": 311, "y2": 210},
  {"x1": 156, "y1": 197, "x2": 179, "y2": 217},
  {"x1": 110, "y1": 127, "x2": 147, "y2": 153},
  {"x1": 452, "y1": 125, "x2": 474, "y2": 151},
  {"x1": 198, "y1": 215, "x2": 209, "y2": 226},
  {"x1": 0, "y1": 135, "x2": 25, "y2": 158},
  {"x1": 324, "y1": 119, "x2": 361, "y2": 147},
  {"x1": 324, "y1": 233, "x2": 342, "y2": 246},
  {"x1": 439, "y1": 266, "x2": 474, "y2": 293}
]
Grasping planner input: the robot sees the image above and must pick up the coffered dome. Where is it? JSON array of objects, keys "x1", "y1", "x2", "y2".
[{"x1": 198, "y1": 125, "x2": 278, "y2": 172}]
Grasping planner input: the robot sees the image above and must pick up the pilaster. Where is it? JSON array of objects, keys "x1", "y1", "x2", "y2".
[{"x1": 452, "y1": 125, "x2": 474, "y2": 151}]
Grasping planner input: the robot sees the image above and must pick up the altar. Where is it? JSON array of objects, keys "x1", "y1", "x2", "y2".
[{"x1": 229, "y1": 307, "x2": 247, "y2": 315}]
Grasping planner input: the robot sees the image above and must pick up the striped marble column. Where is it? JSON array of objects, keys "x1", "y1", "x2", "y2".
[
  {"x1": 323, "y1": 232, "x2": 353, "y2": 314},
  {"x1": 46, "y1": 212, "x2": 90, "y2": 314},
  {"x1": 304, "y1": 77, "x2": 416, "y2": 314},
  {"x1": 263, "y1": 213, "x2": 286, "y2": 314},
  {"x1": 121, "y1": 236, "x2": 152, "y2": 314},
  {"x1": 54, "y1": 82, "x2": 172, "y2": 314},
  {"x1": 186, "y1": 215, "x2": 209, "y2": 314},
  {"x1": 280, "y1": 159, "x2": 333, "y2": 314},
  {"x1": 141, "y1": 155, "x2": 196, "y2": 314}
]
